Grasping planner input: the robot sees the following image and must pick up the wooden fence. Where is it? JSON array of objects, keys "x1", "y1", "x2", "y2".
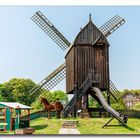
[{"x1": 90, "y1": 110, "x2": 140, "y2": 118}]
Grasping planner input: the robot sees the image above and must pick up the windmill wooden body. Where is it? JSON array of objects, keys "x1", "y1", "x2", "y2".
[
  {"x1": 30, "y1": 11, "x2": 126, "y2": 123},
  {"x1": 65, "y1": 17, "x2": 110, "y2": 111},
  {"x1": 65, "y1": 17, "x2": 109, "y2": 94}
]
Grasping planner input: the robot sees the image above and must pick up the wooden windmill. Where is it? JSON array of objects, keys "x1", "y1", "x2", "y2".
[{"x1": 30, "y1": 11, "x2": 125, "y2": 118}]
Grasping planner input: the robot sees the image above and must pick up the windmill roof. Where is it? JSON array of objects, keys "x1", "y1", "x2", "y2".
[
  {"x1": 73, "y1": 20, "x2": 109, "y2": 45},
  {"x1": 65, "y1": 19, "x2": 109, "y2": 58},
  {"x1": 0, "y1": 102, "x2": 32, "y2": 109}
]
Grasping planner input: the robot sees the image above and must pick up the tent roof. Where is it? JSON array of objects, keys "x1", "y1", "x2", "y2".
[{"x1": 0, "y1": 102, "x2": 32, "y2": 109}]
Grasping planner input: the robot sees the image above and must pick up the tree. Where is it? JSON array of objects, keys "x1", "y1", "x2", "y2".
[
  {"x1": 88, "y1": 95, "x2": 101, "y2": 108},
  {"x1": 111, "y1": 101, "x2": 126, "y2": 110},
  {"x1": 0, "y1": 83, "x2": 15, "y2": 102},
  {"x1": 52, "y1": 90, "x2": 68, "y2": 102},
  {"x1": 0, "y1": 84, "x2": 5, "y2": 101},
  {"x1": 2, "y1": 78, "x2": 36, "y2": 105},
  {"x1": 0, "y1": 84, "x2": 3, "y2": 100},
  {"x1": 132, "y1": 103, "x2": 140, "y2": 110}
]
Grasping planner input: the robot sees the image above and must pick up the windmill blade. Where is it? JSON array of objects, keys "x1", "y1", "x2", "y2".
[
  {"x1": 29, "y1": 63, "x2": 66, "y2": 95},
  {"x1": 31, "y1": 11, "x2": 70, "y2": 50},
  {"x1": 99, "y1": 15, "x2": 125, "y2": 37}
]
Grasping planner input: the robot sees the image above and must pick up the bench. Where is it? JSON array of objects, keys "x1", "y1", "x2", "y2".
[{"x1": 15, "y1": 127, "x2": 35, "y2": 134}]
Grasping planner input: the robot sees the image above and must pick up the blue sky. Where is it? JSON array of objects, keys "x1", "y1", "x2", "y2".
[{"x1": 0, "y1": 6, "x2": 139, "y2": 91}]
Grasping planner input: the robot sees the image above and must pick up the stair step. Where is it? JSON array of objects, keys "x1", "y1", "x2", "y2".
[{"x1": 62, "y1": 120, "x2": 78, "y2": 129}]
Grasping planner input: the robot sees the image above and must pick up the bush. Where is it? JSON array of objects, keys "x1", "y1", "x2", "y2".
[
  {"x1": 132, "y1": 103, "x2": 140, "y2": 111},
  {"x1": 111, "y1": 99, "x2": 126, "y2": 110}
]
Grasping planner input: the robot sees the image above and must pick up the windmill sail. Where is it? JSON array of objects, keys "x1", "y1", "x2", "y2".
[
  {"x1": 31, "y1": 11, "x2": 70, "y2": 50},
  {"x1": 29, "y1": 63, "x2": 66, "y2": 95},
  {"x1": 99, "y1": 15, "x2": 125, "y2": 37}
]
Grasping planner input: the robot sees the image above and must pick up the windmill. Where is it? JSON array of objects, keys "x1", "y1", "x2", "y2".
[{"x1": 30, "y1": 11, "x2": 125, "y2": 119}]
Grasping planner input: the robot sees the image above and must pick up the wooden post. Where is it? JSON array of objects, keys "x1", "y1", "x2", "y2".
[
  {"x1": 82, "y1": 95, "x2": 88, "y2": 110},
  {"x1": 4, "y1": 108, "x2": 6, "y2": 131},
  {"x1": 10, "y1": 108, "x2": 13, "y2": 131},
  {"x1": 73, "y1": 95, "x2": 77, "y2": 117},
  {"x1": 5, "y1": 107, "x2": 11, "y2": 131},
  {"x1": 15, "y1": 107, "x2": 21, "y2": 129},
  {"x1": 73, "y1": 83, "x2": 77, "y2": 117},
  {"x1": 73, "y1": 106, "x2": 76, "y2": 117},
  {"x1": 86, "y1": 94, "x2": 89, "y2": 109},
  {"x1": 27, "y1": 109, "x2": 30, "y2": 126}
]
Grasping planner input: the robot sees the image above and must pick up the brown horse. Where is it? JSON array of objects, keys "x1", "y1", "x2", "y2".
[{"x1": 41, "y1": 97, "x2": 63, "y2": 119}]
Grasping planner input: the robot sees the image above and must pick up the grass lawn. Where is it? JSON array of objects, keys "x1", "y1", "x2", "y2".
[
  {"x1": 30, "y1": 117, "x2": 63, "y2": 134},
  {"x1": 0, "y1": 117, "x2": 140, "y2": 135},
  {"x1": 29, "y1": 117, "x2": 140, "y2": 135},
  {"x1": 77, "y1": 118, "x2": 140, "y2": 134}
]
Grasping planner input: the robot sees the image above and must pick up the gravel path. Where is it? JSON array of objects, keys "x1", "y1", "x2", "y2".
[{"x1": 58, "y1": 128, "x2": 80, "y2": 134}]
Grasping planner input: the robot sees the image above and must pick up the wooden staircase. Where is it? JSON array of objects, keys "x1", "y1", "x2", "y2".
[
  {"x1": 63, "y1": 70, "x2": 123, "y2": 117},
  {"x1": 63, "y1": 73, "x2": 93, "y2": 117}
]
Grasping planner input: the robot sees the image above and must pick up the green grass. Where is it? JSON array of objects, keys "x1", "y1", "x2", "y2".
[
  {"x1": 0, "y1": 131, "x2": 13, "y2": 135},
  {"x1": 77, "y1": 118, "x2": 140, "y2": 134},
  {"x1": 30, "y1": 117, "x2": 63, "y2": 134},
  {"x1": 31, "y1": 117, "x2": 140, "y2": 135},
  {"x1": 0, "y1": 117, "x2": 140, "y2": 135}
]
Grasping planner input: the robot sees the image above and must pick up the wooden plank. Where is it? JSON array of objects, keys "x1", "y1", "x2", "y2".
[{"x1": 15, "y1": 127, "x2": 35, "y2": 134}]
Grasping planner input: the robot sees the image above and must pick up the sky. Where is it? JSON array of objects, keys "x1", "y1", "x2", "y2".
[{"x1": 0, "y1": 6, "x2": 140, "y2": 91}]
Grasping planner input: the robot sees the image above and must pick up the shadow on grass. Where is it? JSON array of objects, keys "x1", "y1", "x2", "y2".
[
  {"x1": 125, "y1": 125, "x2": 136, "y2": 131},
  {"x1": 102, "y1": 125, "x2": 136, "y2": 132},
  {"x1": 31, "y1": 125, "x2": 48, "y2": 130}
]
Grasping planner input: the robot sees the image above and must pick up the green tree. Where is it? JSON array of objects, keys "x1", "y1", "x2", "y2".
[
  {"x1": 120, "y1": 89, "x2": 140, "y2": 97},
  {"x1": 132, "y1": 103, "x2": 140, "y2": 110},
  {"x1": 0, "y1": 83, "x2": 14, "y2": 102},
  {"x1": 0, "y1": 84, "x2": 3, "y2": 100},
  {"x1": 88, "y1": 95, "x2": 101, "y2": 108},
  {"x1": 0, "y1": 84, "x2": 5, "y2": 101},
  {"x1": 2, "y1": 78, "x2": 36, "y2": 105},
  {"x1": 111, "y1": 102, "x2": 126, "y2": 110},
  {"x1": 52, "y1": 90, "x2": 68, "y2": 102}
]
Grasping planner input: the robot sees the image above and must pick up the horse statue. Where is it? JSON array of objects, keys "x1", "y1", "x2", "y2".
[{"x1": 41, "y1": 97, "x2": 63, "y2": 119}]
